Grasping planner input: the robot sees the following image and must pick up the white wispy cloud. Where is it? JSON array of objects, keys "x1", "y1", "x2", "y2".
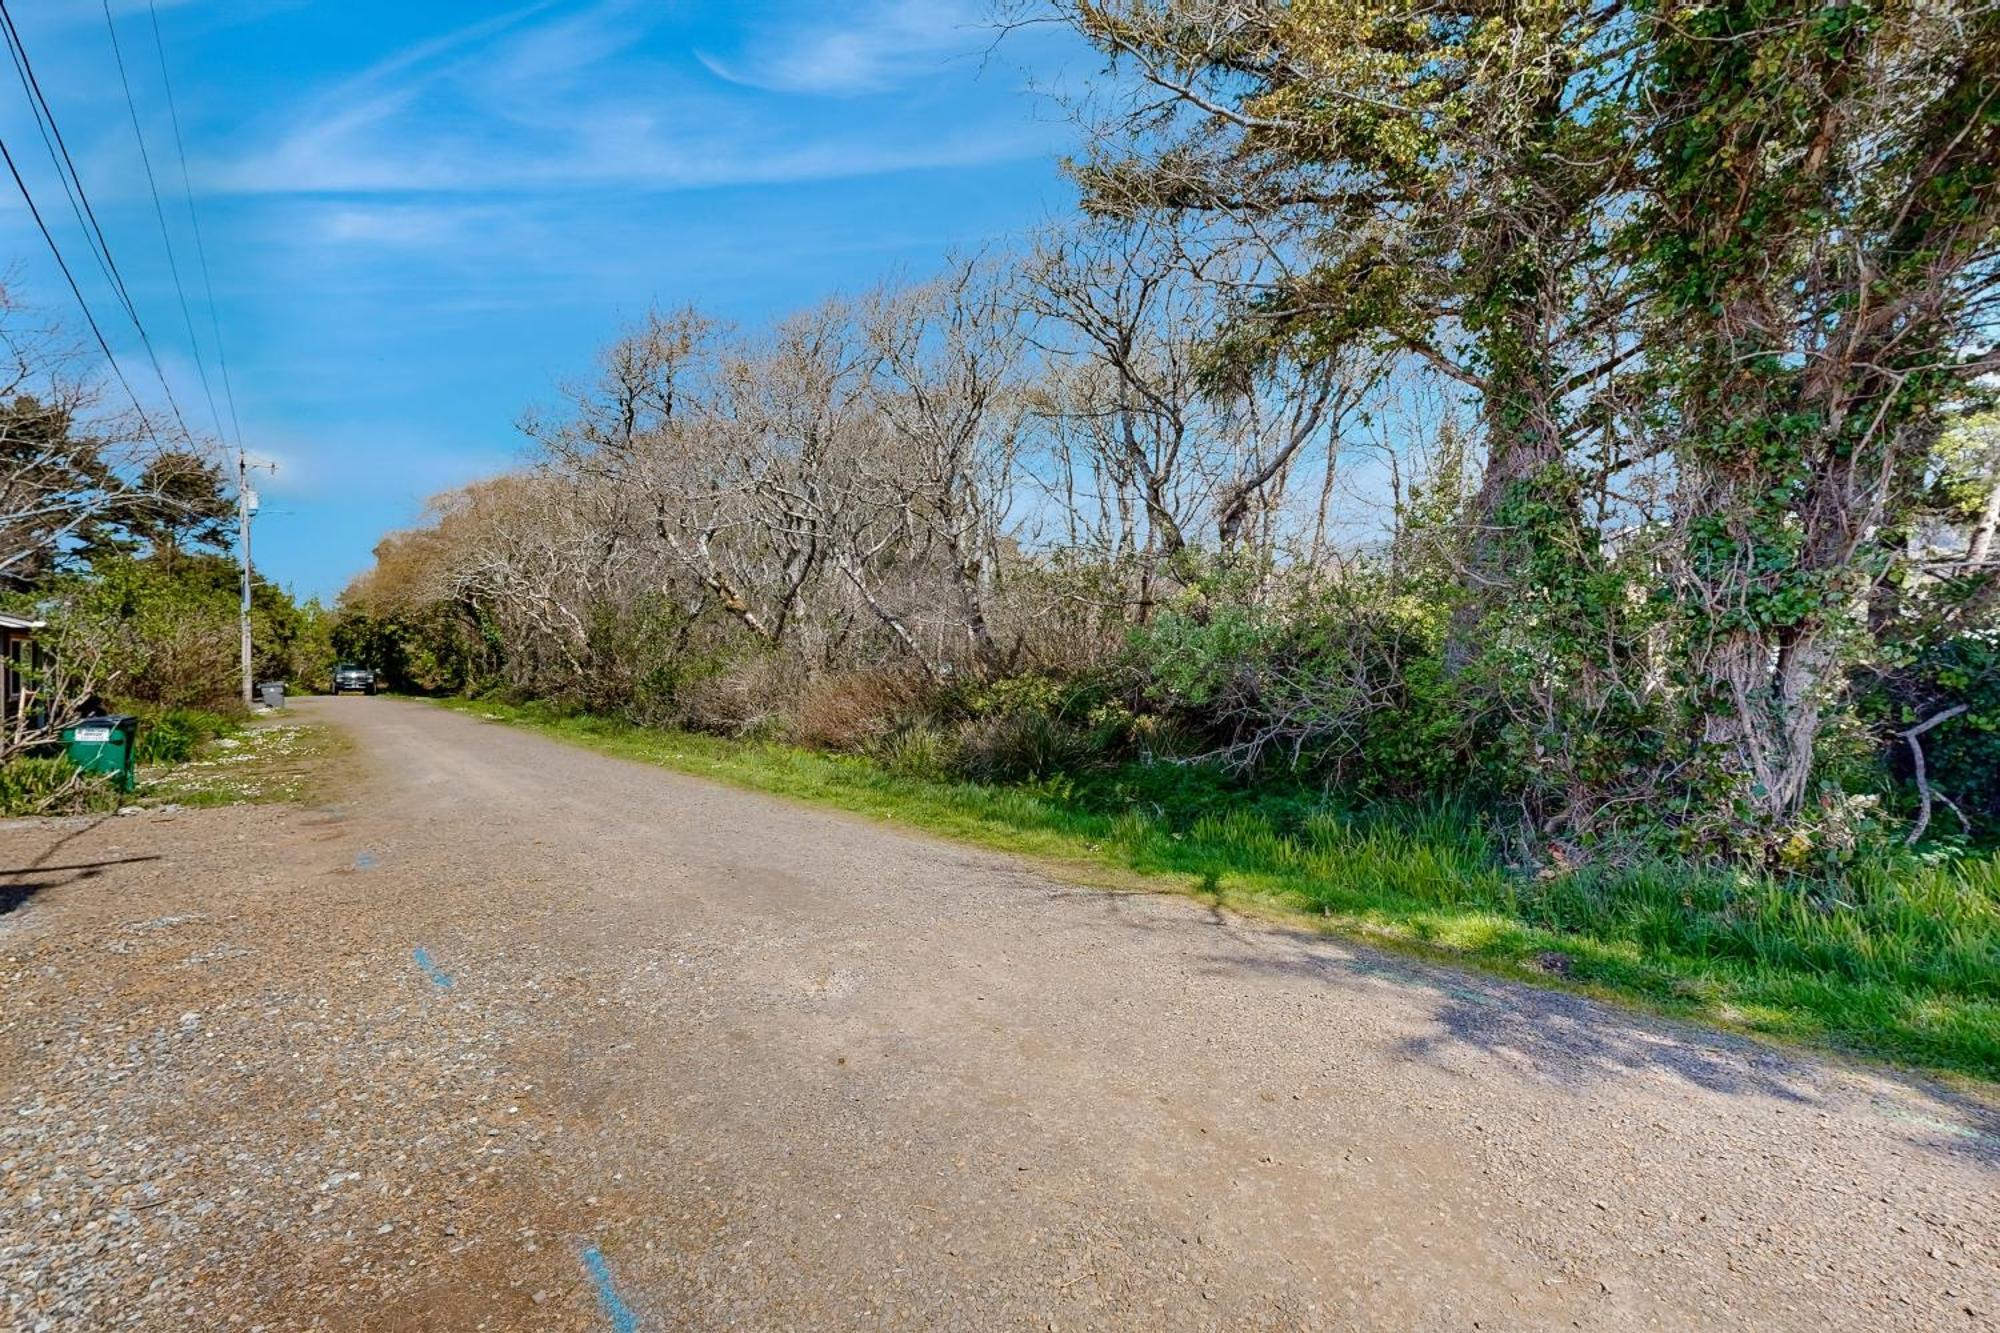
[
  {"x1": 204, "y1": 0, "x2": 1039, "y2": 198},
  {"x1": 696, "y1": 0, "x2": 990, "y2": 96},
  {"x1": 311, "y1": 202, "x2": 487, "y2": 248}
]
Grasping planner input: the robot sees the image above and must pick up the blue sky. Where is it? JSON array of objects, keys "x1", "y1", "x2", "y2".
[{"x1": 2, "y1": 1, "x2": 1088, "y2": 600}]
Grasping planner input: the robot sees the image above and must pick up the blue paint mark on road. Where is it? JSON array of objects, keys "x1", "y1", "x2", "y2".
[
  {"x1": 411, "y1": 947, "x2": 454, "y2": 989},
  {"x1": 581, "y1": 1246, "x2": 639, "y2": 1333},
  {"x1": 354, "y1": 851, "x2": 378, "y2": 871}
]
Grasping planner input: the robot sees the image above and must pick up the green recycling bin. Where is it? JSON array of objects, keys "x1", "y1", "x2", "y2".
[{"x1": 62, "y1": 714, "x2": 139, "y2": 792}]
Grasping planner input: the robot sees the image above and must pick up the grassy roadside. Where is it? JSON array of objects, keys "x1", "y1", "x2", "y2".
[
  {"x1": 137, "y1": 710, "x2": 343, "y2": 808},
  {"x1": 441, "y1": 697, "x2": 1999, "y2": 1084}
]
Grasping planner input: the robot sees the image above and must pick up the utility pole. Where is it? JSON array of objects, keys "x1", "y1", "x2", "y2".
[{"x1": 237, "y1": 447, "x2": 255, "y2": 707}]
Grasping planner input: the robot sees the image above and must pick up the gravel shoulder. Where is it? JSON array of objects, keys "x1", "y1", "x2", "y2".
[{"x1": 2, "y1": 695, "x2": 1995, "y2": 1330}]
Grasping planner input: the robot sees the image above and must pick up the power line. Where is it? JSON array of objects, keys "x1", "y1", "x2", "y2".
[
  {"x1": 0, "y1": 0, "x2": 195, "y2": 446},
  {"x1": 145, "y1": 0, "x2": 244, "y2": 454},
  {"x1": 0, "y1": 132, "x2": 166, "y2": 450},
  {"x1": 100, "y1": 0, "x2": 226, "y2": 448},
  {"x1": 0, "y1": 5, "x2": 130, "y2": 325}
]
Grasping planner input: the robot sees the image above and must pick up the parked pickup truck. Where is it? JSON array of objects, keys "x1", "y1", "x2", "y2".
[{"x1": 330, "y1": 664, "x2": 378, "y2": 695}]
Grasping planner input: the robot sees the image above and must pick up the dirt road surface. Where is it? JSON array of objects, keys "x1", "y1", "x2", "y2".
[{"x1": 2, "y1": 696, "x2": 1995, "y2": 1330}]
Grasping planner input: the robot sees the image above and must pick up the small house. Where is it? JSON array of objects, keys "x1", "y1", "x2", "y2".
[{"x1": 0, "y1": 612, "x2": 45, "y2": 723}]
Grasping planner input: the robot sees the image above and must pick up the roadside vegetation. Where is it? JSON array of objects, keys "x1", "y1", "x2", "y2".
[
  {"x1": 0, "y1": 296, "x2": 336, "y2": 814},
  {"x1": 138, "y1": 712, "x2": 338, "y2": 809},
  {"x1": 328, "y1": 1, "x2": 1998, "y2": 1077}
]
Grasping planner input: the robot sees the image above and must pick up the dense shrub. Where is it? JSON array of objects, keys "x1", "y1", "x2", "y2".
[
  {"x1": 97, "y1": 562, "x2": 240, "y2": 710},
  {"x1": 936, "y1": 673, "x2": 1123, "y2": 782},
  {"x1": 0, "y1": 755, "x2": 118, "y2": 816},
  {"x1": 786, "y1": 667, "x2": 925, "y2": 751},
  {"x1": 134, "y1": 707, "x2": 237, "y2": 765},
  {"x1": 1126, "y1": 575, "x2": 1468, "y2": 798},
  {"x1": 869, "y1": 722, "x2": 961, "y2": 782},
  {"x1": 44, "y1": 555, "x2": 328, "y2": 712}
]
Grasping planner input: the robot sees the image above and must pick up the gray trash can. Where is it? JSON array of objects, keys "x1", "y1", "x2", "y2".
[{"x1": 257, "y1": 680, "x2": 287, "y2": 708}]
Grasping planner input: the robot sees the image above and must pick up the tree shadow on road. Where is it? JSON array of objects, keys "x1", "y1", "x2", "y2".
[
  {"x1": 1183, "y1": 922, "x2": 2000, "y2": 1168},
  {"x1": 0, "y1": 816, "x2": 161, "y2": 916}
]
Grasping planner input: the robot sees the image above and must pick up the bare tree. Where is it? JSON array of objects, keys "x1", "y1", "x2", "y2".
[{"x1": 860, "y1": 255, "x2": 1027, "y2": 670}]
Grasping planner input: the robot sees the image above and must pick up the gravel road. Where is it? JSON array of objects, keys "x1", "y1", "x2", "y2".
[{"x1": 2, "y1": 696, "x2": 1995, "y2": 1330}]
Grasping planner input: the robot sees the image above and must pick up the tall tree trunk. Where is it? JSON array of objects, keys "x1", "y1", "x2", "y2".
[
  {"x1": 1441, "y1": 332, "x2": 1569, "y2": 675},
  {"x1": 1437, "y1": 65, "x2": 1583, "y2": 676},
  {"x1": 1693, "y1": 625, "x2": 1837, "y2": 822}
]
